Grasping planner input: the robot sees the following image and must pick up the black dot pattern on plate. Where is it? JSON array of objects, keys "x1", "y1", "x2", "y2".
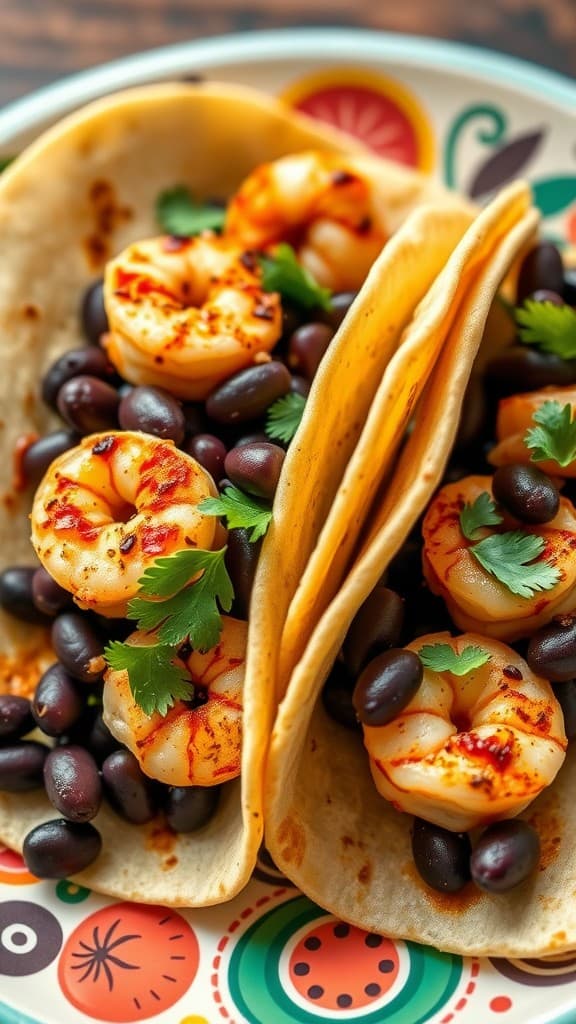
[
  {"x1": 304, "y1": 936, "x2": 321, "y2": 951},
  {"x1": 294, "y1": 961, "x2": 310, "y2": 976},
  {"x1": 379, "y1": 959, "x2": 395, "y2": 973},
  {"x1": 365, "y1": 982, "x2": 381, "y2": 996},
  {"x1": 308, "y1": 985, "x2": 324, "y2": 999},
  {"x1": 333, "y1": 923, "x2": 350, "y2": 938},
  {"x1": 337, "y1": 994, "x2": 353, "y2": 1007},
  {"x1": 0, "y1": 900, "x2": 63, "y2": 976},
  {"x1": 365, "y1": 933, "x2": 383, "y2": 948}
]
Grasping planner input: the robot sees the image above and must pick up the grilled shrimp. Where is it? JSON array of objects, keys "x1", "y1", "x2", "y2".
[
  {"x1": 422, "y1": 475, "x2": 576, "y2": 641},
  {"x1": 490, "y1": 386, "x2": 576, "y2": 477},
  {"x1": 103, "y1": 615, "x2": 246, "y2": 786},
  {"x1": 103, "y1": 234, "x2": 282, "y2": 399},
  {"x1": 30, "y1": 431, "x2": 220, "y2": 618},
  {"x1": 225, "y1": 151, "x2": 388, "y2": 291},
  {"x1": 363, "y1": 632, "x2": 567, "y2": 831}
]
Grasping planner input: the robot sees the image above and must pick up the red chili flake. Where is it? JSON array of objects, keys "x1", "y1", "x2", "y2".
[
  {"x1": 454, "y1": 732, "x2": 514, "y2": 773},
  {"x1": 503, "y1": 665, "x2": 523, "y2": 680},
  {"x1": 140, "y1": 524, "x2": 179, "y2": 554},
  {"x1": 51, "y1": 502, "x2": 99, "y2": 541},
  {"x1": 92, "y1": 435, "x2": 117, "y2": 457},
  {"x1": 119, "y1": 534, "x2": 136, "y2": 554},
  {"x1": 357, "y1": 215, "x2": 373, "y2": 233},
  {"x1": 331, "y1": 169, "x2": 356, "y2": 186}
]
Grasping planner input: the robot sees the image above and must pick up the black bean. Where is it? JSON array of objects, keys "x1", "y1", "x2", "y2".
[
  {"x1": 290, "y1": 375, "x2": 311, "y2": 398},
  {"x1": 225, "y1": 529, "x2": 262, "y2": 618},
  {"x1": 186, "y1": 434, "x2": 227, "y2": 482},
  {"x1": 0, "y1": 741, "x2": 48, "y2": 791},
  {"x1": 23, "y1": 819, "x2": 102, "y2": 878},
  {"x1": 57, "y1": 375, "x2": 120, "y2": 434},
  {"x1": 0, "y1": 696, "x2": 34, "y2": 742},
  {"x1": 527, "y1": 616, "x2": 576, "y2": 681},
  {"x1": 163, "y1": 785, "x2": 220, "y2": 832},
  {"x1": 43, "y1": 746, "x2": 102, "y2": 822},
  {"x1": 102, "y1": 749, "x2": 159, "y2": 825},
  {"x1": 31, "y1": 663, "x2": 85, "y2": 737},
  {"x1": 288, "y1": 323, "x2": 334, "y2": 379},
  {"x1": 470, "y1": 820, "x2": 540, "y2": 892},
  {"x1": 529, "y1": 289, "x2": 564, "y2": 306},
  {"x1": 31, "y1": 568, "x2": 72, "y2": 617},
  {"x1": 517, "y1": 243, "x2": 564, "y2": 303},
  {"x1": 486, "y1": 346, "x2": 576, "y2": 396},
  {"x1": 224, "y1": 442, "x2": 285, "y2": 499},
  {"x1": 118, "y1": 386, "x2": 185, "y2": 444},
  {"x1": 319, "y1": 291, "x2": 357, "y2": 331},
  {"x1": 232, "y1": 431, "x2": 269, "y2": 448},
  {"x1": 492, "y1": 464, "x2": 559, "y2": 524},
  {"x1": 181, "y1": 402, "x2": 209, "y2": 437},
  {"x1": 553, "y1": 680, "x2": 576, "y2": 741},
  {"x1": 0, "y1": 567, "x2": 51, "y2": 625},
  {"x1": 353, "y1": 649, "x2": 423, "y2": 726},
  {"x1": 51, "y1": 614, "x2": 105, "y2": 683},
  {"x1": 21, "y1": 430, "x2": 78, "y2": 488},
  {"x1": 85, "y1": 712, "x2": 122, "y2": 764},
  {"x1": 281, "y1": 301, "x2": 305, "y2": 340},
  {"x1": 206, "y1": 362, "x2": 291, "y2": 424},
  {"x1": 412, "y1": 818, "x2": 472, "y2": 893},
  {"x1": 343, "y1": 587, "x2": 405, "y2": 678},
  {"x1": 321, "y1": 661, "x2": 359, "y2": 729},
  {"x1": 81, "y1": 279, "x2": 109, "y2": 344},
  {"x1": 386, "y1": 538, "x2": 422, "y2": 597},
  {"x1": 42, "y1": 347, "x2": 115, "y2": 410},
  {"x1": 564, "y1": 268, "x2": 576, "y2": 305}
]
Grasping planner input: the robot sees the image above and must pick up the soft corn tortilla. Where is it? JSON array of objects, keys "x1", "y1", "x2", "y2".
[
  {"x1": 262, "y1": 206, "x2": 574, "y2": 959},
  {"x1": 0, "y1": 81, "x2": 470, "y2": 904}
]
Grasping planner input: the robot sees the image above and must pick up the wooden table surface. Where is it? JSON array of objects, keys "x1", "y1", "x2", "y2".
[{"x1": 1, "y1": 0, "x2": 574, "y2": 109}]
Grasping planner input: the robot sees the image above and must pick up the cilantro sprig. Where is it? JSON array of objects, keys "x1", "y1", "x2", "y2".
[
  {"x1": 156, "y1": 185, "x2": 226, "y2": 235},
  {"x1": 265, "y1": 392, "x2": 306, "y2": 444},
  {"x1": 199, "y1": 486, "x2": 272, "y2": 542},
  {"x1": 524, "y1": 400, "x2": 576, "y2": 467},
  {"x1": 260, "y1": 243, "x2": 332, "y2": 311},
  {"x1": 458, "y1": 490, "x2": 560, "y2": 597},
  {"x1": 516, "y1": 300, "x2": 576, "y2": 359},
  {"x1": 459, "y1": 492, "x2": 503, "y2": 540},
  {"x1": 104, "y1": 547, "x2": 234, "y2": 715},
  {"x1": 419, "y1": 643, "x2": 490, "y2": 676}
]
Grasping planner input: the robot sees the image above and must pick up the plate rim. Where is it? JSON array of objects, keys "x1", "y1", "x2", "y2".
[{"x1": 1, "y1": 27, "x2": 575, "y2": 147}]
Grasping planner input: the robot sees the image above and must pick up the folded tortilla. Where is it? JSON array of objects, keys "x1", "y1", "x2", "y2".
[
  {"x1": 0, "y1": 81, "x2": 472, "y2": 904},
  {"x1": 263, "y1": 197, "x2": 568, "y2": 958}
]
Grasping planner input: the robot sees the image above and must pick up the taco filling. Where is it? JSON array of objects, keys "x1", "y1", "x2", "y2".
[{"x1": 0, "y1": 81, "x2": 472, "y2": 900}]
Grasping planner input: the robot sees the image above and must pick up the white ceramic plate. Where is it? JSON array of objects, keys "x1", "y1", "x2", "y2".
[{"x1": 1, "y1": 29, "x2": 576, "y2": 1024}]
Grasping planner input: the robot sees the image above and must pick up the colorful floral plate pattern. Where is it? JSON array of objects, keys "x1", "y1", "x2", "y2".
[{"x1": 0, "y1": 29, "x2": 575, "y2": 1024}]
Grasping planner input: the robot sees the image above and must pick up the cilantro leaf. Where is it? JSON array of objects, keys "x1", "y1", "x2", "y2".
[
  {"x1": 524, "y1": 400, "x2": 576, "y2": 467},
  {"x1": 0, "y1": 156, "x2": 14, "y2": 173},
  {"x1": 516, "y1": 300, "x2": 576, "y2": 359},
  {"x1": 470, "y1": 531, "x2": 560, "y2": 597},
  {"x1": 156, "y1": 185, "x2": 226, "y2": 235},
  {"x1": 265, "y1": 392, "x2": 306, "y2": 444},
  {"x1": 259, "y1": 243, "x2": 332, "y2": 311},
  {"x1": 105, "y1": 640, "x2": 192, "y2": 716},
  {"x1": 199, "y1": 486, "x2": 272, "y2": 542},
  {"x1": 128, "y1": 547, "x2": 233, "y2": 652},
  {"x1": 419, "y1": 643, "x2": 490, "y2": 676},
  {"x1": 459, "y1": 492, "x2": 503, "y2": 540}
]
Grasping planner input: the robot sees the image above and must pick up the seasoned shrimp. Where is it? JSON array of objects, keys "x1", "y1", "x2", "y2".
[
  {"x1": 103, "y1": 615, "x2": 247, "y2": 786},
  {"x1": 103, "y1": 234, "x2": 282, "y2": 399},
  {"x1": 30, "y1": 431, "x2": 220, "y2": 618},
  {"x1": 363, "y1": 632, "x2": 567, "y2": 831},
  {"x1": 423, "y1": 475, "x2": 576, "y2": 641},
  {"x1": 490, "y1": 386, "x2": 576, "y2": 477},
  {"x1": 225, "y1": 151, "x2": 388, "y2": 291}
]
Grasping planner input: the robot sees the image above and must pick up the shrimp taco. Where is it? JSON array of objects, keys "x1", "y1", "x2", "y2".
[
  {"x1": 262, "y1": 193, "x2": 576, "y2": 959},
  {"x1": 0, "y1": 80, "x2": 474, "y2": 905}
]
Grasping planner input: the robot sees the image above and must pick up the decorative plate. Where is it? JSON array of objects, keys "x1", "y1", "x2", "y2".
[{"x1": 1, "y1": 29, "x2": 575, "y2": 1024}]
